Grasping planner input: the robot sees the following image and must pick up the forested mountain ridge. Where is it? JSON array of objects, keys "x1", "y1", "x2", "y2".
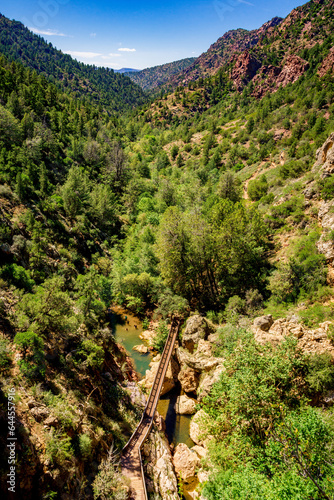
[
  {"x1": 1, "y1": 0, "x2": 334, "y2": 498},
  {"x1": 124, "y1": 57, "x2": 196, "y2": 91},
  {"x1": 0, "y1": 14, "x2": 147, "y2": 113}
]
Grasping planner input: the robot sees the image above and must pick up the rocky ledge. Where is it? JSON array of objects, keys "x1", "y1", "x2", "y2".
[{"x1": 252, "y1": 314, "x2": 334, "y2": 357}]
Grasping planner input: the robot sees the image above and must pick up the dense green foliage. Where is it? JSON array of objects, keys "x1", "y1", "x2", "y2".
[
  {"x1": 124, "y1": 57, "x2": 196, "y2": 91},
  {"x1": 1, "y1": 0, "x2": 334, "y2": 497},
  {"x1": 0, "y1": 14, "x2": 147, "y2": 112},
  {"x1": 202, "y1": 329, "x2": 334, "y2": 499}
]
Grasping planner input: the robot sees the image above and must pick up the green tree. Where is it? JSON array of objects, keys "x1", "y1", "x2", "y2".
[
  {"x1": 247, "y1": 174, "x2": 268, "y2": 201},
  {"x1": 14, "y1": 330, "x2": 45, "y2": 379}
]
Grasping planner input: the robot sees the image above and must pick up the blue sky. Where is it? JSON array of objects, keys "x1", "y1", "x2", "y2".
[{"x1": 1, "y1": 0, "x2": 305, "y2": 70}]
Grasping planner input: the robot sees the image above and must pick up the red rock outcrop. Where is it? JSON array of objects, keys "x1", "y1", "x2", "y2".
[
  {"x1": 318, "y1": 47, "x2": 334, "y2": 78},
  {"x1": 252, "y1": 65, "x2": 282, "y2": 98},
  {"x1": 171, "y1": 17, "x2": 282, "y2": 86},
  {"x1": 231, "y1": 51, "x2": 262, "y2": 91},
  {"x1": 275, "y1": 55, "x2": 309, "y2": 87}
]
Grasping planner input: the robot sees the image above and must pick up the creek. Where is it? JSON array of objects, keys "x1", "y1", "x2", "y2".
[{"x1": 110, "y1": 306, "x2": 194, "y2": 448}]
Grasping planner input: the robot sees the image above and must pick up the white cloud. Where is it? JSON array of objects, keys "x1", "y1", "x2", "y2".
[
  {"x1": 90, "y1": 33, "x2": 97, "y2": 38},
  {"x1": 118, "y1": 47, "x2": 136, "y2": 52},
  {"x1": 106, "y1": 53, "x2": 122, "y2": 57},
  {"x1": 65, "y1": 51, "x2": 102, "y2": 58},
  {"x1": 29, "y1": 27, "x2": 71, "y2": 37}
]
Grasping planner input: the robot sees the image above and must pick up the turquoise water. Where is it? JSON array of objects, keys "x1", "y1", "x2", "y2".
[
  {"x1": 109, "y1": 306, "x2": 152, "y2": 377},
  {"x1": 157, "y1": 388, "x2": 194, "y2": 448}
]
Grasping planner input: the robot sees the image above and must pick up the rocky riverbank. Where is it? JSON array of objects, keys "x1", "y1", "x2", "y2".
[{"x1": 136, "y1": 312, "x2": 334, "y2": 499}]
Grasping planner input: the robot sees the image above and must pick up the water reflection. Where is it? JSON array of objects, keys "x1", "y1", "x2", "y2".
[
  {"x1": 109, "y1": 306, "x2": 152, "y2": 378},
  {"x1": 157, "y1": 384, "x2": 194, "y2": 448}
]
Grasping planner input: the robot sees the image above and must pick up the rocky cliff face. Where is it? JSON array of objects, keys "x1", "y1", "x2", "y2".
[
  {"x1": 252, "y1": 314, "x2": 334, "y2": 357},
  {"x1": 142, "y1": 418, "x2": 179, "y2": 500},
  {"x1": 169, "y1": 17, "x2": 282, "y2": 86},
  {"x1": 312, "y1": 134, "x2": 334, "y2": 266},
  {"x1": 251, "y1": 55, "x2": 309, "y2": 98},
  {"x1": 318, "y1": 47, "x2": 334, "y2": 77},
  {"x1": 231, "y1": 51, "x2": 262, "y2": 91}
]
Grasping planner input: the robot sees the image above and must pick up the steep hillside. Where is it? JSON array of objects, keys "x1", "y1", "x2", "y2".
[
  {"x1": 165, "y1": 0, "x2": 334, "y2": 92},
  {"x1": 124, "y1": 57, "x2": 196, "y2": 91},
  {"x1": 168, "y1": 17, "x2": 282, "y2": 87},
  {"x1": 0, "y1": 14, "x2": 147, "y2": 112},
  {"x1": 0, "y1": 53, "x2": 144, "y2": 499},
  {"x1": 1, "y1": 0, "x2": 334, "y2": 498}
]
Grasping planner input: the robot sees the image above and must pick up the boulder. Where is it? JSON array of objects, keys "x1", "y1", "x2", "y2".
[
  {"x1": 178, "y1": 367, "x2": 200, "y2": 393},
  {"x1": 176, "y1": 395, "x2": 197, "y2": 415},
  {"x1": 139, "y1": 328, "x2": 156, "y2": 346},
  {"x1": 252, "y1": 316, "x2": 334, "y2": 357},
  {"x1": 192, "y1": 445, "x2": 207, "y2": 460},
  {"x1": 132, "y1": 344, "x2": 149, "y2": 354},
  {"x1": 176, "y1": 343, "x2": 223, "y2": 373},
  {"x1": 123, "y1": 381, "x2": 147, "y2": 408},
  {"x1": 138, "y1": 354, "x2": 178, "y2": 396},
  {"x1": 313, "y1": 133, "x2": 334, "y2": 177},
  {"x1": 43, "y1": 415, "x2": 59, "y2": 427},
  {"x1": 317, "y1": 236, "x2": 334, "y2": 261},
  {"x1": 173, "y1": 443, "x2": 200, "y2": 483},
  {"x1": 324, "y1": 390, "x2": 334, "y2": 406},
  {"x1": 30, "y1": 406, "x2": 50, "y2": 422},
  {"x1": 182, "y1": 315, "x2": 211, "y2": 353},
  {"x1": 197, "y1": 364, "x2": 225, "y2": 402},
  {"x1": 190, "y1": 410, "x2": 210, "y2": 446},
  {"x1": 197, "y1": 470, "x2": 210, "y2": 484},
  {"x1": 253, "y1": 314, "x2": 274, "y2": 332},
  {"x1": 142, "y1": 428, "x2": 179, "y2": 499}
]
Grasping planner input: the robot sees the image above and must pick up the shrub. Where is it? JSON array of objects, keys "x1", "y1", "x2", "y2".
[
  {"x1": 306, "y1": 352, "x2": 334, "y2": 393},
  {"x1": 45, "y1": 430, "x2": 73, "y2": 465},
  {"x1": 93, "y1": 455, "x2": 128, "y2": 500},
  {"x1": 319, "y1": 174, "x2": 334, "y2": 200},
  {"x1": 76, "y1": 339, "x2": 104, "y2": 370},
  {"x1": 14, "y1": 331, "x2": 45, "y2": 379},
  {"x1": 0, "y1": 264, "x2": 35, "y2": 291},
  {"x1": 224, "y1": 295, "x2": 246, "y2": 325},
  {"x1": 247, "y1": 174, "x2": 268, "y2": 201},
  {"x1": 155, "y1": 289, "x2": 189, "y2": 319},
  {"x1": 152, "y1": 321, "x2": 169, "y2": 353},
  {"x1": 142, "y1": 317, "x2": 150, "y2": 330},
  {"x1": 0, "y1": 336, "x2": 12, "y2": 372},
  {"x1": 268, "y1": 232, "x2": 326, "y2": 304},
  {"x1": 79, "y1": 434, "x2": 92, "y2": 459}
]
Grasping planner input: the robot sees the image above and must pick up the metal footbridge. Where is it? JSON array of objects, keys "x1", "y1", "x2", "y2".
[{"x1": 121, "y1": 317, "x2": 180, "y2": 499}]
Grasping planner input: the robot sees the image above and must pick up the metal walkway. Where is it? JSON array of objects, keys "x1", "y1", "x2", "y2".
[{"x1": 121, "y1": 317, "x2": 180, "y2": 500}]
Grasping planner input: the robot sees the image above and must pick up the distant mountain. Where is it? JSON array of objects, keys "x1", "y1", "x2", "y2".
[
  {"x1": 124, "y1": 58, "x2": 196, "y2": 91},
  {"x1": 168, "y1": 17, "x2": 283, "y2": 87},
  {"x1": 147, "y1": 0, "x2": 334, "y2": 121},
  {"x1": 0, "y1": 14, "x2": 147, "y2": 112},
  {"x1": 115, "y1": 68, "x2": 141, "y2": 73}
]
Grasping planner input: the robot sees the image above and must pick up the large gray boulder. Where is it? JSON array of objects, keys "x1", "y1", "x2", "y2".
[
  {"x1": 178, "y1": 366, "x2": 200, "y2": 393},
  {"x1": 175, "y1": 395, "x2": 197, "y2": 415},
  {"x1": 182, "y1": 315, "x2": 212, "y2": 353},
  {"x1": 173, "y1": 443, "x2": 200, "y2": 483},
  {"x1": 253, "y1": 314, "x2": 274, "y2": 332},
  {"x1": 142, "y1": 427, "x2": 179, "y2": 499}
]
